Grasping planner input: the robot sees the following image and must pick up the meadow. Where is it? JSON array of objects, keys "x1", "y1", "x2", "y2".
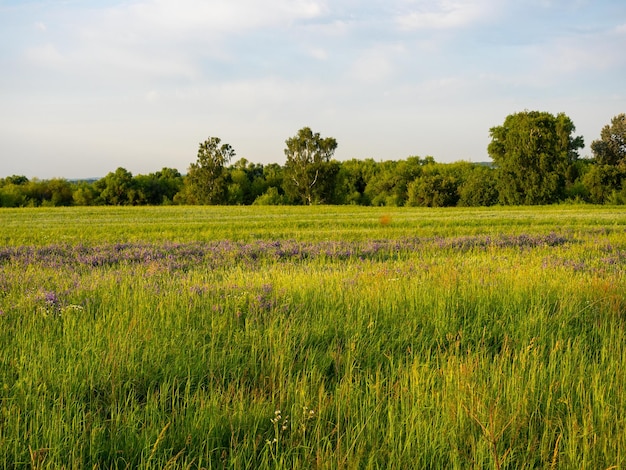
[{"x1": 0, "y1": 205, "x2": 625, "y2": 469}]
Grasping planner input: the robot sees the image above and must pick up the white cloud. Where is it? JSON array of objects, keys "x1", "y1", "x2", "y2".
[
  {"x1": 126, "y1": 0, "x2": 328, "y2": 35},
  {"x1": 309, "y1": 47, "x2": 329, "y2": 60},
  {"x1": 23, "y1": 0, "x2": 333, "y2": 89},
  {"x1": 535, "y1": 26, "x2": 626, "y2": 77},
  {"x1": 24, "y1": 43, "x2": 64, "y2": 66},
  {"x1": 395, "y1": 0, "x2": 499, "y2": 30},
  {"x1": 349, "y1": 44, "x2": 407, "y2": 83},
  {"x1": 145, "y1": 89, "x2": 159, "y2": 103},
  {"x1": 2, "y1": 0, "x2": 626, "y2": 178}
]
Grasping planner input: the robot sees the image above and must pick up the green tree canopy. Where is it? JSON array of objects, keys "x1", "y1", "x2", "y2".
[
  {"x1": 133, "y1": 168, "x2": 183, "y2": 205},
  {"x1": 95, "y1": 167, "x2": 135, "y2": 205},
  {"x1": 488, "y1": 111, "x2": 584, "y2": 205},
  {"x1": 584, "y1": 113, "x2": 626, "y2": 202},
  {"x1": 283, "y1": 127, "x2": 338, "y2": 205},
  {"x1": 0, "y1": 175, "x2": 29, "y2": 186},
  {"x1": 184, "y1": 137, "x2": 235, "y2": 205},
  {"x1": 591, "y1": 113, "x2": 626, "y2": 168}
]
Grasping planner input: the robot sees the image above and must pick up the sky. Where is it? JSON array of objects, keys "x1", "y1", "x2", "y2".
[{"x1": 1, "y1": 0, "x2": 625, "y2": 179}]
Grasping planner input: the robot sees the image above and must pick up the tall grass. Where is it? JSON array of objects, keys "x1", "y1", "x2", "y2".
[
  {"x1": 0, "y1": 205, "x2": 625, "y2": 245},
  {"x1": 0, "y1": 206, "x2": 625, "y2": 468}
]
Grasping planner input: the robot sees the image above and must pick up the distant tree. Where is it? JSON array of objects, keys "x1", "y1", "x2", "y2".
[
  {"x1": 253, "y1": 187, "x2": 289, "y2": 205},
  {"x1": 21, "y1": 179, "x2": 47, "y2": 206},
  {"x1": 364, "y1": 160, "x2": 399, "y2": 206},
  {"x1": 19, "y1": 178, "x2": 72, "y2": 207},
  {"x1": 406, "y1": 163, "x2": 460, "y2": 207},
  {"x1": 457, "y1": 165, "x2": 499, "y2": 207},
  {"x1": 95, "y1": 167, "x2": 135, "y2": 205},
  {"x1": 584, "y1": 114, "x2": 626, "y2": 202},
  {"x1": 133, "y1": 168, "x2": 183, "y2": 205},
  {"x1": 252, "y1": 163, "x2": 289, "y2": 205},
  {"x1": 263, "y1": 163, "x2": 285, "y2": 190},
  {"x1": 226, "y1": 158, "x2": 267, "y2": 205},
  {"x1": 488, "y1": 111, "x2": 584, "y2": 205},
  {"x1": 46, "y1": 178, "x2": 74, "y2": 206},
  {"x1": 0, "y1": 175, "x2": 29, "y2": 187},
  {"x1": 72, "y1": 181, "x2": 98, "y2": 206},
  {"x1": 283, "y1": 127, "x2": 338, "y2": 205},
  {"x1": 408, "y1": 175, "x2": 459, "y2": 207},
  {"x1": 334, "y1": 158, "x2": 378, "y2": 205},
  {"x1": 183, "y1": 137, "x2": 235, "y2": 205},
  {"x1": 0, "y1": 184, "x2": 27, "y2": 207},
  {"x1": 155, "y1": 167, "x2": 184, "y2": 204},
  {"x1": 365, "y1": 157, "x2": 432, "y2": 206},
  {"x1": 591, "y1": 114, "x2": 626, "y2": 168},
  {"x1": 581, "y1": 165, "x2": 619, "y2": 204}
]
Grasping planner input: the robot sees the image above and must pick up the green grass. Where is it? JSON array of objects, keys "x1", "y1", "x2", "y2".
[
  {"x1": 0, "y1": 206, "x2": 625, "y2": 468},
  {"x1": 1, "y1": 205, "x2": 625, "y2": 245}
]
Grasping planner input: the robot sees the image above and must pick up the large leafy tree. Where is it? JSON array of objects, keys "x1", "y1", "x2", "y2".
[
  {"x1": 283, "y1": 127, "x2": 338, "y2": 205},
  {"x1": 591, "y1": 114, "x2": 626, "y2": 168},
  {"x1": 488, "y1": 111, "x2": 584, "y2": 205},
  {"x1": 184, "y1": 137, "x2": 235, "y2": 205},
  {"x1": 585, "y1": 114, "x2": 626, "y2": 202}
]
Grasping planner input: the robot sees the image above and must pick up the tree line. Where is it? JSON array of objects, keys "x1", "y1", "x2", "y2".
[{"x1": 1, "y1": 112, "x2": 625, "y2": 208}]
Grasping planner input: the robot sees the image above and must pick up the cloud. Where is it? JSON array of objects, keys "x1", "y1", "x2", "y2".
[
  {"x1": 309, "y1": 47, "x2": 329, "y2": 60},
  {"x1": 349, "y1": 43, "x2": 407, "y2": 83},
  {"x1": 24, "y1": 43, "x2": 64, "y2": 66},
  {"x1": 145, "y1": 89, "x2": 159, "y2": 103},
  {"x1": 126, "y1": 0, "x2": 328, "y2": 35},
  {"x1": 2, "y1": 0, "x2": 625, "y2": 178},
  {"x1": 533, "y1": 24, "x2": 626, "y2": 78},
  {"x1": 18, "y1": 0, "x2": 335, "y2": 89},
  {"x1": 395, "y1": 0, "x2": 498, "y2": 30}
]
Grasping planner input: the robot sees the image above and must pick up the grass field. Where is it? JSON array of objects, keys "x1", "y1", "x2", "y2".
[{"x1": 0, "y1": 206, "x2": 625, "y2": 468}]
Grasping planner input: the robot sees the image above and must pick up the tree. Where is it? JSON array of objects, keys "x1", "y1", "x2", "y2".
[
  {"x1": 586, "y1": 114, "x2": 626, "y2": 201},
  {"x1": 283, "y1": 127, "x2": 338, "y2": 205},
  {"x1": 334, "y1": 158, "x2": 378, "y2": 205},
  {"x1": 364, "y1": 157, "x2": 432, "y2": 206},
  {"x1": 133, "y1": 168, "x2": 183, "y2": 205},
  {"x1": 72, "y1": 181, "x2": 98, "y2": 206},
  {"x1": 226, "y1": 158, "x2": 267, "y2": 205},
  {"x1": 0, "y1": 175, "x2": 29, "y2": 186},
  {"x1": 591, "y1": 114, "x2": 626, "y2": 168},
  {"x1": 488, "y1": 111, "x2": 584, "y2": 205},
  {"x1": 582, "y1": 164, "x2": 622, "y2": 204},
  {"x1": 44, "y1": 178, "x2": 74, "y2": 206},
  {"x1": 406, "y1": 163, "x2": 467, "y2": 207},
  {"x1": 253, "y1": 187, "x2": 289, "y2": 205},
  {"x1": 253, "y1": 163, "x2": 288, "y2": 205},
  {"x1": 0, "y1": 184, "x2": 27, "y2": 207},
  {"x1": 457, "y1": 165, "x2": 499, "y2": 206},
  {"x1": 184, "y1": 137, "x2": 235, "y2": 205},
  {"x1": 407, "y1": 174, "x2": 459, "y2": 207},
  {"x1": 95, "y1": 167, "x2": 135, "y2": 205}
]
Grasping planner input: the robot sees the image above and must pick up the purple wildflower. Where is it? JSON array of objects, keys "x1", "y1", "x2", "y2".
[{"x1": 44, "y1": 291, "x2": 60, "y2": 306}]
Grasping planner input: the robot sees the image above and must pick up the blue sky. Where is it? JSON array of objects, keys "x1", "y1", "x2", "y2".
[{"x1": 1, "y1": 0, "x2": 625, "y2": 179}]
